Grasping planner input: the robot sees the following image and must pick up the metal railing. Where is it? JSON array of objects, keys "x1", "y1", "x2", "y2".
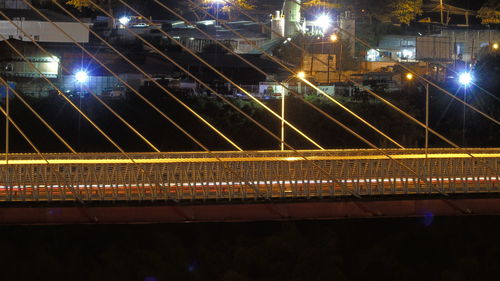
[{"x1": 0, "y1": 148, "x2": 498, "y2": 202}]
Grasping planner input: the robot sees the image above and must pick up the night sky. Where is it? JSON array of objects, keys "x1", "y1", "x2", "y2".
[{"x1": 135, "y1": 0, "x2": 492, "y2": 21}]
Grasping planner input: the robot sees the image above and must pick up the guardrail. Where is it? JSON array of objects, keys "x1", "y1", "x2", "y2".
[{"x1": 0, "y1": 149, "x2": 498, "y2": 202}]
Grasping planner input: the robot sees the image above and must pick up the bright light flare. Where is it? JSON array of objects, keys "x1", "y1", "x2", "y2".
[
  {"x1": 330, "y1": 34, "x2": 338, "y2": 42},
  {"x1": 405, "y1": 73, "x2": 414, "y2": 80},
  {"x1": 75, "y1": 71, "x2": 89, "y2": 83},
  {"x1": 493, "y1": 43, "x2": 499, "y2": 50},
  {"x1": 458, "y1": 72, "x2": 472, "y2": 86},
  {"x1": 297, "y1": 71, "x2": 306, "y2": 79},
  {"x1": 313, "y1": 14, "x2": 331, "y2": 31},
  {"x1": 118, "y1": 16, "x2": 131, "y2": 26}
]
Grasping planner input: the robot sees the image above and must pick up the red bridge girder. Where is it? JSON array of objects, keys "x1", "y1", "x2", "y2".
[{"x1": 1, "y1": 197, "x2": 500, "y2": 224}]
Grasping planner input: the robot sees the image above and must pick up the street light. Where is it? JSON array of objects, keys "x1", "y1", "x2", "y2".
[
  {"x1": 493, "y1": 43, "x2": 499, "y2": 50},
  {"x1": 458, "y1": 71, "x2": 473, "y2": 146},
  {"x1": 326, "y1": 34, "x2": 338, "y2": 83},
  {"x1": 75, "y1": 70, "x2": 89, "y2": 83},
  {"x1": 458, "y1": 72, "x2": 472, "y2": 86},
  {"x1": 406, "y1": 72, "x2": 430, "y2": 155},
  {"x1": 297, "y1": 71, "x2": 306, "y2": 79},
  {"x1": 313, "y1": 14, "x2": 331, "y2": 33},
  {"x1": 118, "y1": 16, "x2": 131, "y2": 26}
]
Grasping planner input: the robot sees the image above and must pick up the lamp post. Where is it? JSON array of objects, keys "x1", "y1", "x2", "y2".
[
  {"x1": 328, "y1": 34, "x2": 338, "y2": 84},
  {"x1": 281, "y1": 83, "x2": 286, "y2": 151},
  {"x1": 75, "y1": 70, "x2": 89, "y2": 148},
  {"x1": 3, "y1": 79, "x2": 8, "y2": 162},
  {"x1": 280, "y1": 71, "x2": 305, "y2": 150},
  {"x1": 458, "y1": 72, "x2": 472, "y2": 146},
  {"x1": 405, "y1": 72, "x2": 430, "y2": 156}
]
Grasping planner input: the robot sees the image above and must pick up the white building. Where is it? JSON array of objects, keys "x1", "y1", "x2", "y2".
[
  {"x1": 366, "y1": 35, "x2": 417, "y2": 62},
  {"x1": 0, "y1": 8, "x2": 91, "y2": 43},
  {"x1": 0, "y1": 0, "x2": 28, "y2": 9}
]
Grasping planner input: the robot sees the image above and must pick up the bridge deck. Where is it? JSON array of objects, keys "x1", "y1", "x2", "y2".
[{"x1": 0, "y1": 148, "x2": 497, "y2": 203}]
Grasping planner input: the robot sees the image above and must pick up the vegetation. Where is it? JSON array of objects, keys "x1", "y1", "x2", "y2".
[
  {"x1": 64, "y1": 0, "x2": 116, "y2": 11},
  {"x1": 477, "y1": 0, "x2": 500, "y2": 25},
  {"x1": 390, "y1": 0, "x2": 423, "y2": 25},
  {"x1": 179, "y1": 0, "x2": 255, "y2": 21}
]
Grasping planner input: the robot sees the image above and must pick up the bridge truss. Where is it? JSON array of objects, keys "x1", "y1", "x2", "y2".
[{"x1": 0, "y1": 0, "x2": 497, "y2": 223}]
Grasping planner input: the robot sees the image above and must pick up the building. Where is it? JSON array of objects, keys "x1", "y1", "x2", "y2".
[
  {"x1": 0, "y1": 7, "x2": 91, "y2": 43},
  {"x1": 0, "y1": 39, "x2": 60, "y2": 95},
  {"x1": 162, "y1": 20, "x2": 268, "y2": 54},
  {"x1": 0, "y1": 0, "x2": 28, "y2": 9},
  {"x1": 366, "y1": 35, "x2": 417, "y2": 62},
  {"x1": 417, "y1": 29, "x2": 500, "y2": 63}
]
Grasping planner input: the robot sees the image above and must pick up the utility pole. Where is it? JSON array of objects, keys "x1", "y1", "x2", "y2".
[
  {"x1": 440, "y1": 0, "x2": 444, "y2": 25},
  {"x1": 3, "y1": 79, "x2": 9, "y2": 164}
]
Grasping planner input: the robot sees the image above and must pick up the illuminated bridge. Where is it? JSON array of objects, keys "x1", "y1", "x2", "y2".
[
  {"x1": 0, "y1": 148, "x2": 498, "y2": 224},
  {"x1": 0, "y1": 1, "x2": 498, "y2": 224}
]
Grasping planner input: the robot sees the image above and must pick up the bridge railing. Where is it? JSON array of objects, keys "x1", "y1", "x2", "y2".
[{"x1": 0, "y1": 149, "x2": 498, "y2": 202}]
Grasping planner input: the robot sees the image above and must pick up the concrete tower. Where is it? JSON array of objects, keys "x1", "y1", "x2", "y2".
[
  {"x1": 271, "y1": 11, "x2": 285, "y2": 39},
  {"x1": 283, "y1": 0, "x2": 303, "y2": 37}
]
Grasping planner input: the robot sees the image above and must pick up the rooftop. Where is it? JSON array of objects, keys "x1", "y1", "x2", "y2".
[{"x1": 0, "y1": 8, "x2": 85, "y2": 23}]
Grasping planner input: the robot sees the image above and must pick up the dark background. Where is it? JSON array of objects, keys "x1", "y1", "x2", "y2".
[{"x1": 1, "y1": 216, "x2": 500, "y2": 281}]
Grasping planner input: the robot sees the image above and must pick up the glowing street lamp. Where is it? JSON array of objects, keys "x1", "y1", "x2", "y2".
[
  {"x1": 458, "y1": 71, "x2": 473, "y2": 145},
  {"x1": 493, "y1": 43, "x2": 499, "y2": 50},
  {"x1": 404, "y1": 71, "x2": 430, "y2": 154},
  {"x1": 297, "y1": 71, "x2": 306, "y2": 79},
  {"x1": 330, "y1": 34, "x2": 338, "y2": 42},
  {"x1": 313, "y1": 14, "x2": 331, "y2": 33},
  {"x1": 75, "y1": 70, "x2": 89, "y2": 84},
  {"x1": 118, "y1": 16, "x2": 131, "y2": 26},
  {"x1": 458, "y1": 72, "x2": 472, "y2": 86}
]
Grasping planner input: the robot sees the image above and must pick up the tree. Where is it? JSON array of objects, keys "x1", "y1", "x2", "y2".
[
  {"x1": 477, "y1": 0, "x2": 500, "y2": 25},
  {"x1": 64, "y1": 0, "x2": 116, "y2": 27},
  {"x1": 65, "y1": 0, "x2": 113, "y2": 10},
  {"x1": 199, "y1": 0, "x2": 255, "y2": 21},
  {"x1": 390, "y1": 0, "x2": 423, "y2": 25}
]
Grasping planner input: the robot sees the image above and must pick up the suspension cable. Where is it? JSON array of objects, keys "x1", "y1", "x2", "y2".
[
  {"x1": 23, "y1": 1, "x2": 242, "y2": 152},
  {"x1": 111, "y1": 0, "x2": 448, "y2": 197},
  {"x1": 0, "y1": 31, "x2": 175, "y2": 201},
  {"x1": 55, "y1": 1, "x2": 367, "y2": 199},
  {"x1": 220, "y1": 1, "x2": 497, "y2": 181},
  {"x1": 54, "y1": 0, "x2": 376, "y2": 198},
  {"x1": 102, "y1": 0, "x2": 325, "y2": 150},
  {"x1": 0, "y1": 101, "x2": 94, "y2": 218},
  {"x1": 24, "y1": 0, "x2": 243, "y2": 152},
  {"x1": 338, "y1": 27, "x2": 500, "y2": 125},
  {"x1": 221, "y1": 0, "x2": 498, "y2": 143},
  {"x1": 0, "y1": 77, "x2": 77, "y2": 153},
  {"x1": 0, "y1": 11, "x2": 160, "y2": 153},
  {"x1": 185, "y1": 0, "x2": 404, "y2": 149},
  {"x1": 223, "y1": 1, "x2": 500, "y2": 150},
  {"x1": 11, "y1": 0, "x2": 296, "y2": 198}
]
